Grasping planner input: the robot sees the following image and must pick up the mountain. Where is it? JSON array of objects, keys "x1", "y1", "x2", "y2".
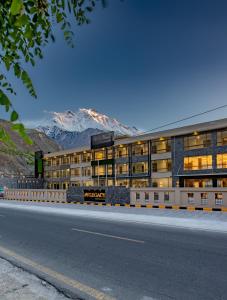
[
  {"x1": 0, "y1": 120, "x2": 60, "y2": 176},
  {"x1": 36, "y1": 108, "x2": 140, "y2": 149}
]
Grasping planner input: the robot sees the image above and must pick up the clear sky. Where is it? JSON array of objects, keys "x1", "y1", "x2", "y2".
[{"x1": 6, "y1": 0, "x2": 227, "y2": 131}]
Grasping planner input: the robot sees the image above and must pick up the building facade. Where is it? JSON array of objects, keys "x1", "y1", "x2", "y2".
[{"x1": 42, "y1": 118, "x2": 227, "y2": 189}]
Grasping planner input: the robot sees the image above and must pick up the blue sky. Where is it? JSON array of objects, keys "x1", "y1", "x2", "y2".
[{"x1": 6, "y1": 0, "x2": 227, "y2": 131}]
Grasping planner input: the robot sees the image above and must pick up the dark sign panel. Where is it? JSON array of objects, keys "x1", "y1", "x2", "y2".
[
  {"x1": 35, "y1": 151, "x2": 44, "y2": 178},
  {"x1": 84, "y1": 189, "x2": 106, "y2": 202},
  {"x1": 91, "y1": 132, "x2": 114, "y2": 149}
]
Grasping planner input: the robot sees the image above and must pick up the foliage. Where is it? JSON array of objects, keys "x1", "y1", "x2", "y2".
[{"x1": 0, "y1": 0, "x2": 106, "y2": 144}]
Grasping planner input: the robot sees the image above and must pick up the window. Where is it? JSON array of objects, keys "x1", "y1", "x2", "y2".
[
  {"x1": 187, "y1": 193, "x2": 194, "y2": 204},
  {"x1": 94, "y1": 150, "x2": 105, "y2": 160},
  {"x1": 116, "y1": 179, "x2": 129, "y2": 187},
  {"x1": 136, "y1": 192, "x2": 140, "y2": 200},
  {"x1": 217, "y1": 153, "x2": 227, "y2": 169},
  {"x1": 184, "y1": 155, "x2": 212, "y2": 171},
  {"x1": 107, "y1": 148, "x2": 114, "y2": 159},
  {"x1": 151, "y1": 138, "x2": 171, "y2": 154},
  {"x1": 184, "y1": 179, "x2": 212, "y2": 188},
  {"x1": 217, "y1": 129, "x2": 227, "y2": 146},
  {"x1": 94, "y1": 165, "x2": 105, "y2": 176},
  {"x1": 132, "y1": 142, "x2": 148, "y2": 156},
  {"x1": 71, "y1": 168, "x2": 80, "y2": 177},
  {"x1": 132, "y1": 162, "x2": 148, "y2": 174},
  {"x1": 154, "y1": 192, "x2": 159, "y2": 202},
  {"x1": 62, "y1": 156, "x2": 70, "y2": 165},
  {"x1": 82, "y1": 152, "x2": 91, "y2": 162},
  {"x1": 116, "y1": 145, "x2": 128, "y2": 158},
  {"x1": 145, "y1": 192, "x2": 149, "y2": 201},
  {"x1": 116, "y1": 164, "x2": 128, "y2": 175},
  {"x1": 184, "y1": 133, "x2": 212, "y2": 150},
  {"x1": 164, "y1": 192, "x2": 170, "y2": 202},
  {"x1": 152, "y1": 178, "x2": 172, "y2": 188},
  {"x1": 201, "y1": 193, "x2": 208, "y2": 205},
  {"x1": 217, "y1": 178, "x2": 227, "y2": 187},
  {"x1": 131, "y1": 179, "x2": 149, "y2": 188},
  {"x1": 71, "y1": 154, "x2": 80, "y2": 164},
  {"x1": 81, "y1": 167, "x2": 91, "y2": 177},
  {"x1": 152, "y1": 159, "x2": 172, "y2": 172},
  {"x1": 215, "y1": 193, "x2": 223, "y2": 205}
]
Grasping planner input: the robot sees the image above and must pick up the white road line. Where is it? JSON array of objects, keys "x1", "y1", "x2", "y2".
[{"x1": 72, "y1": 228, "x2": 145, "y2": 244}]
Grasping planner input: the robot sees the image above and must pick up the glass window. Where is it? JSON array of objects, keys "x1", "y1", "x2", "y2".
[
  {"x1": 132, "y1": 142, "x2": 148, "y2": 156},
  {"x1": 145, "y1": 192, "x2": 149, "y2": 201},
  {"x1": 152, "y1": 178, "x2": 172, "y2": 188},
  {"x1": 131, "y1": 179, "x2": 149, "y2": 188},
  {"x1": 215, "y1": 193, "x2": 223, "y2": 205},
  {"x1": 164, "y1": 192, "x2": 170, "y2": 202},
  {"x1": 94, "y1": 150, "x2": 106, "y2": 160},
  {"x1": 154, "y1": 192, "x2": 159, "y2": 202},
  {"x1": 107, "y1": 148, "x2": 114, "y2": 159},
  {"x1": 71, "y1": 168, "x2": 80, "y2": 176},
  {"x1": 201, "y1": 193, "x2": 208, "y2": 205},
  {"x1": 81, "y1": 167, "x2": 91, "y2": 177},
  {"x1": 132, "y1": 162, "x2": 148, "y2": 174},
  {"x1": 116, "y1": 179, "x2": 129, "y2": 187},
  {"x1": 217, "y1": 178, "x2": 227, "y2": 187},
  {"x1": 151, "y1": 138, "x2": 171, "y2": 154},
  {"x1": 115, "y1": 145, "x2": 128, "y2": 158},
  {"x1": 71, "y1": 154, "x2": 81, "y2": 164},
  {"x1": 187, "y1": 193, "x2": 194, "y2": 204},
  {"x1": 116, "y1": 164, "x2": 129, "y2": 175},
  {"x1": 82, "y1": 152, "x2": 91, "y2": 162},
  {"x1": 184, "y1": 179, "x2": 213, "y2": 188},
  {"x1": 217, "y1": 154, "x2": 227, "y2": 169},
  {"x1": 136, "y1": 192, "x2": 140, "y2": 200},
  {"x1": 217, "y1": 129, "x2": 227, "y2": 146},
  {"x1": 184, "y1": 133, "x2": 212, "y2": 150},
  {"x1": 184, "y1": 155, "x2": 212, "y2": 170},
  {"x1": 152, "y1": 159, "x2": 171, "y2": 172}
]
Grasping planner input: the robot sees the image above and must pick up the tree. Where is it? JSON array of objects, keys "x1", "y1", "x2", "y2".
[{"x1": 0, "y1": 0, "x2": 106, "y2": 145}]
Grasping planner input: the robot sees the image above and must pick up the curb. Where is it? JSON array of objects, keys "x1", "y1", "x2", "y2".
[{"x1": 2, "y1": 198, "x2": 227, "y2": 212}]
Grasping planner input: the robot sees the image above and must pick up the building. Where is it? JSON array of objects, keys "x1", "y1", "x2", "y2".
[{"x1": 42, "y1": 118, "x2": 227, "y2": 189}]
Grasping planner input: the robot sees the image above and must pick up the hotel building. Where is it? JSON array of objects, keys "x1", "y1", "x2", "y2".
[{"x1": 43, "y1": 118, "x2": 227, "y2": 190}]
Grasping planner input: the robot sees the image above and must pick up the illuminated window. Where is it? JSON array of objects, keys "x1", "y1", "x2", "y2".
[
  {"x1": 116, "y1": 164, "x2": 129, "y2": 175},
  {"x1": 152, "y1": 159, "x2": 171, "y2": 172},
  {"x1": 217, "y1": 129, "x2": 227, "y2": 146},
  {"x1": 132, "y1": 142, "x2": 148, "y2": 156},
  {"x1": 184, "y1": 179, "x2": 212, "y2": 188},
  {"x1": 116, "y1": 145, "x2": 128, "y2": 158},
  {"x1": 151, "y1": 138, "x2": 171, "y2": 154},
  {"x1": 71, "y1": 154, "x2": 81, "y2": 164},
  {"x1": 131, "y1": 179, "x2": 149, "y2": 188},
  {"x1": 116, "y1": 179, "x2": 129, "y2": 187},
  {"x1": 94, "y1": 150, "x2": 106, "y2": 160},
  {"x1": 217, "y1": 153, "x2": 227, "y2": 169},
  {"x1": 217, "y1": 178, "x2": 227, "y2": 187},
  {"x1": 94, "y1": 165, "x2": 105, "y2": 176},
  {"x1": 152, "y1": 178, "x2": 172, "y2": 188},
  {"x1": 184, "y1": 133, "x2": 212, "y2": 150},
  {"x1": 184, "y1": 155, "x2": 212, "y2": 170},
  {"x1": 132, "y1": 162, "x2": 148, "y2": 174},
  {"x1": 71, "y1": 168, "x2": 80, "y2": 177},
  {"x1": 81, "y1": 167, "x2": 91, "y2": 177},
  {"x1": 82, "y1": 152, "x2": 91, "y2": 162}
]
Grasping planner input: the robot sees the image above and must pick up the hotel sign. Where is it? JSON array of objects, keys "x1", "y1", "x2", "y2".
[
  {"x1": 84, "y1": 189, "x2": 106, "y2": 202},
  {"x1": 91, "y1": 132, "x2": 114, "y2": 149}
]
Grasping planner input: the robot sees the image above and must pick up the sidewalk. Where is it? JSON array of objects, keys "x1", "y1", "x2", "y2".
[{"x1": 0, "y1": 258, "x2": 68, "y2": 300}]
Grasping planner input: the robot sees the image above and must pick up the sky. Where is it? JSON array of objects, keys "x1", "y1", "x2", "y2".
[{"x1": 5, "y1": 0, "x2": 227, "y2": 131}]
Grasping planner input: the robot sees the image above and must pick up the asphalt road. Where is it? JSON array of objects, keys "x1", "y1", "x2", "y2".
[{"x1": 0, "y1": 205, "x2": 227, "y2": 300}]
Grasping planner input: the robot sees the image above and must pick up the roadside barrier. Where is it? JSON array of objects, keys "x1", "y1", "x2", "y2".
[{"x1": 1, "y1": 198, "x2": 227, "y2": 212}]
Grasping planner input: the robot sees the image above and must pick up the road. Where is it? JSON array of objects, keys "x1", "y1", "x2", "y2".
[{"x1": 0, "y1": 203, "x2": 227, "y2": 300}]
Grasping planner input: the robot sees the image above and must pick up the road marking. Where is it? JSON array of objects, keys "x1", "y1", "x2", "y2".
[
  {"x1": 72, "y1": 228, "x2": 145, "y2": 244},
  {"x1": 0, "y1": 245, "x2": 115, "y2": 300}
]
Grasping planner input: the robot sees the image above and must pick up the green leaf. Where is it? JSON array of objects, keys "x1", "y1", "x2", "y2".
[
  {"x1": 10, "y1": 110, "x2": 19, "y2": 122},
  {"x1": 10, "y1": 0, "x2": 23, "y2": 16}
]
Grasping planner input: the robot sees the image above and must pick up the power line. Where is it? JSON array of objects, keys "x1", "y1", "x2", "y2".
[{"x1": 138, "y1": 103, "x2": 227, "y2": 135}]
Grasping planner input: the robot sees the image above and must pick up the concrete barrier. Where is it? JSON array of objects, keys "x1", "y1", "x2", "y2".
[{"x1": 4, "y1": 189, "x2": 67, "y2": 202}]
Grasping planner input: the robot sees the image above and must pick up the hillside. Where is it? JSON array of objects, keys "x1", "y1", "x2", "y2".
[{"x1": 0, "y1": 120, "x2": 60, "y2": 176}]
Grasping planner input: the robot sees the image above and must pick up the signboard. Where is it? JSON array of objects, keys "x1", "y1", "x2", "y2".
[
  {"x1": 35, "y1": 151, "x2": 44, "y2": 178},
  {"x1": 84, "y1": 189, "x2": 106, "y2": 202},
  {"x1": 91, "y1": 132, "x2": 114, "y2": 149}
]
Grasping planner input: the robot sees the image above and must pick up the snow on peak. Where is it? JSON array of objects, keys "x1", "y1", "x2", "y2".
[{"x1": 38, "y1": 108, "x2": 140, "y2": 136}]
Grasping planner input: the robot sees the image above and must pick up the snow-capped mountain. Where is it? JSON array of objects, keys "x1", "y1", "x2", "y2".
[{"x1": 34, "y1": 108, "x2": 140, "y2": 149}]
